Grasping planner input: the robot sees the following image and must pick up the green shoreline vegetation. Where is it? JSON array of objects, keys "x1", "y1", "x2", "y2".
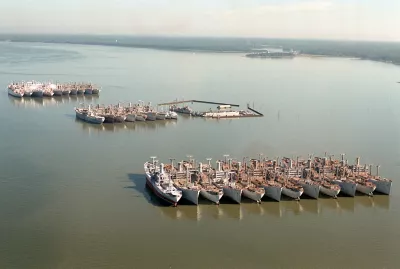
[{"x1": 1, "y1": 34, "x2": 400, "y2": 65}]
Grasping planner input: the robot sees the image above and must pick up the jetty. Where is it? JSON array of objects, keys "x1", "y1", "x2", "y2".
[
  {"x1": 160, "y1": 99, "x2": 263, "y2": 118},
  {"x1": 143, "y1": 153, "x2": 392, "y2": 206}
]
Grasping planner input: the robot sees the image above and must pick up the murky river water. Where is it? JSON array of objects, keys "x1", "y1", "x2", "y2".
[{"x1": 0, "y1": 41, "x2": 399, "y2": 269}]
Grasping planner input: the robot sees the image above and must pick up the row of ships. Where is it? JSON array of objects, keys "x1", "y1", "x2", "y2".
[
  {"x1": 144, "y1": 154, "x2": 392, "y2": 206},
  {"x1": 7, "y1": 81, "x2": 100, "y2": 98},
  {"x1": 75, "y1": 103, "x2": 178, "y2": 124}
]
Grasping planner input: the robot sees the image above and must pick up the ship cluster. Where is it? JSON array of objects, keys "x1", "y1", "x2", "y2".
[
  {"x1": 144, "y1": 154, "x2": 392, "y2": 206},
  {"x1": 7, "y1": 81, "x2": 100, "y2": 98},
  {"x1": 75, "y1": 102, "x2": 178, "y2": 124}
]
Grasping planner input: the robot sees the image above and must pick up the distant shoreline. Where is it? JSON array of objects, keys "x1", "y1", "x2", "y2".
[{"x1": 1, "y1": 36, "x2": 399, "y2": 66}]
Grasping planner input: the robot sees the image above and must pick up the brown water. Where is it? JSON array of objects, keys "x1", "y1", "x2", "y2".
[{"x1": 0, "y1": 41, "x2": 399, "y2": 269}]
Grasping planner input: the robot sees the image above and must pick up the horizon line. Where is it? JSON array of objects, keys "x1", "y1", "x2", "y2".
[{"x1": 0, "y1": 32, "x2": 399, "y2": 44}]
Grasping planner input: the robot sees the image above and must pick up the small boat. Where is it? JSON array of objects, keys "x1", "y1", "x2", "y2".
[
  {"x1": 125, "y1": 113, "x2": 136, "y2": 122},
  {"x1": 70, "y1": 88, "x2": 78, "y2": 95},
  {"x1": 92, "y1": 88, "x2": 100, "y2": 94},
  {"x1": 85, "y1": 88, "x2": 93, "y2": 94},
  {"x1": 77, "y1": 88, "x2": 85, "y2": 94},
  {"x1": 8, "y1": 88, "x2": 24, "y2": 98},
  {"x1": 144, "y1": 160, "x2": 182, "y2": 206}
]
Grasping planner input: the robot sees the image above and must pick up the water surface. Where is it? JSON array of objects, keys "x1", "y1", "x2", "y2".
[{"x1": 0, "y1": 41, "x2": 399, "y2": 269}]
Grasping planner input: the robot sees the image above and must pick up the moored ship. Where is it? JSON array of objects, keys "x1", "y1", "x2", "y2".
[{"x1": 144, "y1": 157, "x2": 182, "y2": 206}]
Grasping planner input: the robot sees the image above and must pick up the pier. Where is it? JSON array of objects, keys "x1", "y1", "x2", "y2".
[
  {"x1": 158, "y1": 99, "x2": 240, "y2": 107},
  {"x1": 161, "y1": 99, "x2": 264, "y2": 118}
]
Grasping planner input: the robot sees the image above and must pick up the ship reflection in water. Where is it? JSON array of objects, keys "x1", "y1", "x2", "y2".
[
  {"x1": 74, "y1": 118, "x2": 175, "y2": 134},
  {"x1": 8, "y1": 95, "x2": 99, "y2": 108},
  {"x1": 154, "y1": 196, "x2": 390, "y2": 221}
]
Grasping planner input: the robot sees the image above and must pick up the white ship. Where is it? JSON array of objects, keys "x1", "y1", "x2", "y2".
[
  {"x1": 144, "y1": 158, "x2": 182, "y2": 206},
  {"x1": 85, "y1": 88, "x2": 93, "y2": 94},
  {"x1": 332, "y1": 179, "x2": 357, "y2": 197},
  {"x1": 8, "y1": 87, "x2": 24, "y2": 98},
  {"x1": 368, "y1": 177, "x2": 392, "y2": 195},
  {"x1": 170, "y1": 105, "x2": 192, "y2": 114},
  {"x1": 367, "y1": 165, "x2": 392, "y2": 194},
  {"x1": 318, "y1": 180, "x2": 341, "y2": 198},
  {"x1": 42, "y1": 88, "x2": 54, "y2": 97},
  {"x1": 221, "y1": 181, "x2": 243, "y2": 204},
  {"x1": 355, "y1": 178, "x2": 376, "y2": 196},
  {"x1": 198, "y1": 161, "x2": 224, "y2": 204},
  {"x1": 62, "y1": 88, "x2": 71, "y2": 95},
  {"x1": 31, "y1": 89, "x2": 44, "y2": 97},
  {"x1": 23, "y1": 88, "x2": 33, "y2": 97},
  {"x1": 75, "y1": 105, "x2": 105, "y2": 124},
  {"x1": 169, "y1": 111, "x2": 178, "y2": 119},
  {"x1": 52, "y1": 84, "x2": 63, "y2": 96},
  {"x1": 156, "y1": 112, "x2": 167, "y2": 120},
  {"x1": 173, "y1": 179, "x2": 200, "y2": 205},
  {"x1": 145, "y1": 112, "x2": 157, "y2": 121},
  {"x1": 293, "y1": 178, "x2": 320, "y2": 199},
  {"x1": 239, "y1": 182, "x2": 265, "y2": 203},
  {"x1": 169, "y1": 162, "x2": 200, "y2": 205},
  {"x1": 53, "y1": 88, "x2": 63, "y2": 96},
  {"x1": 237, "y1": 173, "x2": 265, "y2": 203},
  {"x1": 262, "y1": 181, "x2": 283, "y2": 201},
  {"x1": 213, "y1": 162, "x2": 242, "y2": 203},
  {"x1": 125, "y1": 113, "x2": 136, "y2": 122},
  {"x1": 135, "y1": 113, "x2": 147, "y2": 121},
  {"x1": 281, "y1": 180, "x2": 304, "y2": 200}
]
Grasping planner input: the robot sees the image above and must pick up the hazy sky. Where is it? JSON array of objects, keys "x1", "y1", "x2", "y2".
[{"x1": 1, "y1": 0, "x2": 399, "y2": 41}]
